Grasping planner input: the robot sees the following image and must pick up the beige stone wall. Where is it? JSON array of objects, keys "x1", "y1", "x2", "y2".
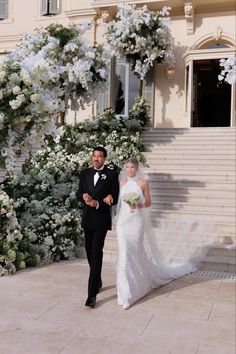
[
  {"x1": 0, "y1": 1, "x2": 235, "y2": 127},
  {"x1": 155, "y1": 11, "x2": 235, "y2": 127}
]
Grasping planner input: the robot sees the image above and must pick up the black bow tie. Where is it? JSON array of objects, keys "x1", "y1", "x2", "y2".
[{"x1": 93, "y1": 168, "x2": 103, "y2": 175}]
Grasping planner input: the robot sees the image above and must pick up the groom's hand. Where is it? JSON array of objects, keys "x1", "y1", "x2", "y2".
[
  {"x1": 86, "y1": 199, "x2": 99, "y2": 208},
  {"x1": 83, "y1": 193, "x2": 92, "y2": 203}
]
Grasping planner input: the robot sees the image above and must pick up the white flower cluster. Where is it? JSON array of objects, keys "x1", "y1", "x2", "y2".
[
  {"x1": 0, "y1": 98, "x2": 149, "y2": 275},
  {"x1": 105, "y1": 3, "x2": 174, "y2": 79},
  {"x1": 218, "y1": 56, "x2": 236, "y2": 85},
  {"x1": 0, "y1": 189, "x2": 22, "y2": 239},
  {"x1": 123, "y1": 192, "x2": 140, "y2": 206},
  {"x1": 0, "y1": 24, "x2": 108, "y2": 169}
]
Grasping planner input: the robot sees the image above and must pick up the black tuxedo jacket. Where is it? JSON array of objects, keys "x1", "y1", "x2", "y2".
[{"x1": 78, "y1": 166, "x2": 119, "y2": 230}]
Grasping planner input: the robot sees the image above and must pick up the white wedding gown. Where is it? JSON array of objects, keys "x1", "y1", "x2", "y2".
[{"x1": 116, "y1": 178, "x2": 205, "y2": 310}]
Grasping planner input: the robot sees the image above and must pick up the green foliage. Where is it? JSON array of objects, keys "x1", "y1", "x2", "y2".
[
  {"x1": 46, "y1": 24, "x2": 77, "y2": 47},
  {"x1": 0, "y1": 97, "x2": 150, "y2": 275}
]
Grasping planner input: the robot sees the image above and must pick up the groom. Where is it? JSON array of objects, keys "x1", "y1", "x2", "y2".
[{"x1": 78, "y1": 146, "x2": 119, "y2": 308}]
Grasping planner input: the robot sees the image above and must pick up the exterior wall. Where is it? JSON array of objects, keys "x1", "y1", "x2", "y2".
[
  {"x1": 155, "y1": 11, "x2": 236, "y2": 127},
  {"x1": 0, "y1": 1, "x2": 235, "y2": 127}
]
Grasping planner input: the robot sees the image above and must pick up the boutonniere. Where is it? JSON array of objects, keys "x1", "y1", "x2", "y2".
[{"x1": 100, "y1": 173, "x2": 107, "y2": 180}]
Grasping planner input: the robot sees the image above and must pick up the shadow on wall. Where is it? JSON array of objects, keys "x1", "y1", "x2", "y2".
[{"x1": 155, "y1": 44, "x2": 189, "y2": 127}]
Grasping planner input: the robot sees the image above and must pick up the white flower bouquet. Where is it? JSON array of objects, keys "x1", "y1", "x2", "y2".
[{"x1": 123, "y1": 192, "x2": 140, "y2": 212}]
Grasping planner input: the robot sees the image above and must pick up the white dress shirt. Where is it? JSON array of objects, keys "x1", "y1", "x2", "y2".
[{"x1": 94, "y1": 166, "x2": 104, "y2": 186}]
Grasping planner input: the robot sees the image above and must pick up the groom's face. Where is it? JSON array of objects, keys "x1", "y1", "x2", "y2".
[{"x1": 92, "y1": 150, "x2": 106, "y2": 169}]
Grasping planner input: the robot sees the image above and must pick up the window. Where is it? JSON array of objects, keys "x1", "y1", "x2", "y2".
[
  {"x1": 0, "y1": 0, "x2": 8, "y2": 20},
  {"x1": 114, "y1": 59, "x2": 140, "y2": 115},
  {"x1": 40, "y1": 0, "x2": 61, "y2": 16},
  {"x1": 97, "y1": 59, "x2": 155, "y2": 120}
]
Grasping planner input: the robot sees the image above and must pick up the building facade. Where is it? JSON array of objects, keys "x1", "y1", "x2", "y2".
[{"x1": 0, "y1": 0, "x2": 235, "y2": 127}]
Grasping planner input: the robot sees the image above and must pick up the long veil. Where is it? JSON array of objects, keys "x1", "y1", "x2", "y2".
[{"x1": 115, "y1": 158, "x2": 217, "y2": 281}]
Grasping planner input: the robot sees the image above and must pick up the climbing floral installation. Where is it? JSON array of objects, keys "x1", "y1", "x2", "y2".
[
  {"x1": 218, "y1": 56, "x2": 236, "y2": 85},
  {"x1": 105, "y1": 3, "x2": 174, "y2": 80},
  {"x1": 0, "y1": 98, "x2": 150, "y2": 275},
  {"x1": 0, "y1": 23, "x2": 108, "y2": 170}
]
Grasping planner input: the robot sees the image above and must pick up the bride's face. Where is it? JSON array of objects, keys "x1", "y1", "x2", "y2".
[{"x1": 126, "y1": 163, "x2": 138, "y2": 177}]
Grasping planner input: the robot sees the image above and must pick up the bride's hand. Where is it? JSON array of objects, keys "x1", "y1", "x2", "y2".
[{"x1": 103, "y1": 194, "x2": 113, "y2": 206}]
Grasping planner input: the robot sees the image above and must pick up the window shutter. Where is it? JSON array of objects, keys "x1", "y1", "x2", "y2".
[
  {"x1": 49, "y1": 0, "x2": 61, "y2": 15},
  {"x1": 143, "y1": 67, "x2": 155, "y2": 123},
  {"x1": 0, "y1": 0, "x2": 8, "y2": 20},
  {"x1": 40, "y1": 0, "x2": 48, "y2": 16}
]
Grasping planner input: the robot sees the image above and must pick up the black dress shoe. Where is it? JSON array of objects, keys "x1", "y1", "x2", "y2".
[{"x1": 85, "y1": 297, "x2": 96, "y2": 308}]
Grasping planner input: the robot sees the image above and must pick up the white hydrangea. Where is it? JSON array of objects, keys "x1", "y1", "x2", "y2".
[
  {"x1": 105, "y1": 3, "x2": 174, "y2": 79},
  {"x1": 0, "y1": 24, "x2": 108, "y2": 169},
  {"x1": 219, "y1": 56, "x2": 236, "y2": 85}
]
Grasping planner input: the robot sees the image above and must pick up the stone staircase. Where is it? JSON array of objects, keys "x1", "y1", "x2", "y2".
[{"x1": 104, "y1": 128, "x2": 236, "y2": 272}]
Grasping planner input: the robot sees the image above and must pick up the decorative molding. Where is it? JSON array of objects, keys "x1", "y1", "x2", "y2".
[
  {"x1": 184, "y1": 1, "x2": 194, "y2": 35},
  {"x1": 212, "y1": 26, "x2": 223, "y2": 41},
  {"x1": 191, "y1": 32, "x2": 235, "y2": 50},
  {"x1": 183, "y1": 47, "x2": 236, "y2": 64},
  {"x1": 0, "y1": 34, "x2": 23, "y2": 51},
  {"x1": 65, "y1": 8, "x2": 97, "y2": 18}
]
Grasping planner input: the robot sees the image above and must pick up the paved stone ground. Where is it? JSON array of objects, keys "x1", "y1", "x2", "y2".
[{"x1": 0, "y1": 261, "x2": 235, "y2": 354}]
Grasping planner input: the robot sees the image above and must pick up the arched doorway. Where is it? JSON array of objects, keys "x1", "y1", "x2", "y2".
[{"x1": 184, "y1": 39, "x2": 235, "y2": 127}]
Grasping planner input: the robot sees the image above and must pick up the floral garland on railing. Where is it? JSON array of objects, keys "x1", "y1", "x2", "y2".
[
  {"x1": 0, "y1": 24, "x2": 108, "y2": 171},
  {"x1": 218, "y1": 56, "x2": 236, "y2": 85},
  {"x1": 0, "y1": 98, "x2": 150, "y2": 275},
  {"x1": 104, "y1": 3, "x2": 174, "y2": 80}
]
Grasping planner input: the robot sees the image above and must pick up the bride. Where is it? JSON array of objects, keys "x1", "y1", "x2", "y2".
[{"x1": 104, "y1": 157, "x2": 211, "y2": 310}]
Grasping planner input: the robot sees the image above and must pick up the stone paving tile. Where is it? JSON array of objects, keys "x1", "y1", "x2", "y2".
[
  {"x1": 0, "y1": 261, "x2": 235, "y2": 354},
  {"x1": 197, "y1": 344, "x2": 236, "y2": 354},
  {"x1": 141, "y1": 314, "x2": 235, "y2": 347}
]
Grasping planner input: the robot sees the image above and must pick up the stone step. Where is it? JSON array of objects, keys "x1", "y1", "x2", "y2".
[
  {"x1": 142, "y1": 135, "x2": 236, "y2": 141},
  {"x1": 146, "y1": 171, "x2": 235, "y2": 182},
  {"x1": 146, "y1": 160, "x2": 235, "y2": 168},
  {"x1": 105, "y1": 234, "x2": 236, "y2": 254},
  {"x1": 103, "y1": 243, "x2": 236, "y2": 272},
  {"x1": 144, "y1": 142, "x2": 235, "y2": 148},
  {"x1": 152, "y1": 202, "x2": 235, "y2": 213},
  {"x1": 148, "y1": 180, "x2": 235, "y2": 190},
  {"x1": 151, "y1": 209, "x2": 234, "y2": 223},
  {"x1": 103, "y1": 250, "x2": 117, "y2": 264},
  {"x1": 144, "y1": 155, "x2": 235, "y2": 163},
  {"x1": 151, "y1": 194, "x2": 235, "y2": 204},
  {"x1": 143, "y1": 149, "x2": 235, "y2": 156},
  {"x1": 146, "y1": 165, "x2": 235, "y2": 173},
  {"x1": 143, "y1": 127, "x2": 236, "y2": 133},
  {"x1": 150, "y1": 188, "x2": 235, "y2": 198}
]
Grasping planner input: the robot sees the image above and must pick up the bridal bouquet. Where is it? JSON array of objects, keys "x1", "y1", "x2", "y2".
[{"x1": 123, "y1": 192, "x2": 140, "y2": 211}]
